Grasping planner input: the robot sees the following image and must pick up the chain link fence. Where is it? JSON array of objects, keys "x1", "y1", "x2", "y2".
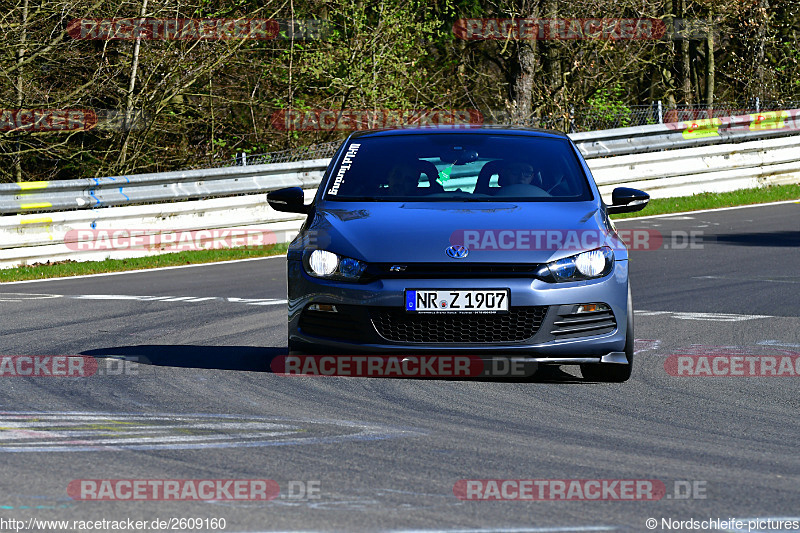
[
  {"x1": 204, "y1": 141, "x2": 341, "y2": 170},
  {"x1": 201, "y1": 100, "x2": 800, "y2": 170},
  {"x1": 540, "y1": 100, "x2": 800, "y2": 133}
]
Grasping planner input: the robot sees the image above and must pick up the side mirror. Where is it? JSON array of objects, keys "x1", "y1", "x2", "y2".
[
  {"x1": 267, "y1": 187, "x2": 310, "y2": 214},
  {"x1": 607, "y1": 187, "x2": 650, "y2": 214}
]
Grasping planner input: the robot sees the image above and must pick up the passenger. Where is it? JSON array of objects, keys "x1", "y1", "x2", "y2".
[{"x1": 384, "y1": 162, "x2": 421, "y2": 196}]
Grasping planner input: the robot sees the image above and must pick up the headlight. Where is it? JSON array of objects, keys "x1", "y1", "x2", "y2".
[
  {"x1": 309, "y1": 250, "x2": 338, "y2": 276},
  {"x1": 304, "y1": 250, "x2": 366, "y2": 281},
  {"x1": 538, "y1": 246, "x2": 614, "y2": 283}
]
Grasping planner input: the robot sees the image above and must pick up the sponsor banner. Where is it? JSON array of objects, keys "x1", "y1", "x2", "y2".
[
  {"x1": 454, "y1": 479, "x2": 667, "y2": 500},
  {"x1": 271, "y1": 109, "x2": 483, "y2": 131},
  {"x1": 271, "y1": 355, "x2": 536, "y2": 378},
  {"x1": 453, "y1": 18, "x2": 667, "y2": 41},
  {"x1": 64, "y1": 229, "x2": 277, "y2": 252},
  {"x1": 0, "y1": 109, "x2": 97, "y2": 132},
  {"x1": 68, "y1": 18, "x2": 280, "y2": 40},
  {"x1": 67, "y1": 479, "x2": 280, "y2": 500},
  {"x1": 665, "y1": 109, "x2": 800, "y2": 137},
  {"x1": 748, "y1": 110, "x2": 794, "y2": 131}
]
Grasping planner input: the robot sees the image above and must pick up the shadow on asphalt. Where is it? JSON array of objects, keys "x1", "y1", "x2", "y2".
[
  {"x1": 713, "y1": 230, "x2": 800, "y2": 247},
  {"x1": 80, "y1": 347, "x2": 593, "y2": 382},
  {"x1": 81, "y1": 345, "x2": 286, "y2": 372}
]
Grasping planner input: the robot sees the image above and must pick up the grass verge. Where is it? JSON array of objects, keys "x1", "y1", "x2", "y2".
[
  {"x1": 0, "y1": 243, "x2": 290, "y2": 283},
  {"x1": 2, "y1": 184, "x2": 799, "y2": 282},
  {"x1": 610, "y1": 183, "x2": 800, "y2": 219}
]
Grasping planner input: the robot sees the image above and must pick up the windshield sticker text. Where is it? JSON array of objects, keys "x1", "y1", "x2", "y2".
[{"x1": 327, "y1": 143, "x2": 360, "y2": 195}]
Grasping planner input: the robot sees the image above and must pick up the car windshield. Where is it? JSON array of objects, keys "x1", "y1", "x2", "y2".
[{"x1": 323, "y1": 133, "x2": 593, "y2": 202}]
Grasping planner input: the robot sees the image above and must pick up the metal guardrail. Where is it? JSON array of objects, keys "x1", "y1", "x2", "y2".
[
  {"x1": 0, "y1": 158, "x2": 329, "y2": 215},
  {"x1": 591, "y1": 134, "x2": 800, "y2": 198},
  {"x1": 1, "y1": 109, "x2": 799, "y2": 216},
  {"x1": 571, "y1": 109, "x2": 800, "y2": 157},
  {"x1": 2, "y1": 119, "x2": 799, "y2": 268}
]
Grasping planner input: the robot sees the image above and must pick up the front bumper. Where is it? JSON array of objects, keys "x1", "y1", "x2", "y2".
[{"x1": 287, "y1": 259, "x2": 630, "y2": 363}]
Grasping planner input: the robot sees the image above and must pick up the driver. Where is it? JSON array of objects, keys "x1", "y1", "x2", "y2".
[{"x1": 498, "y1": 162, "x2": 537, "y2": 187}]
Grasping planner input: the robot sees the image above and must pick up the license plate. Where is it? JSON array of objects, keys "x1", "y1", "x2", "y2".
[{"x1": 405, "y1": 289, "x2": 509, "y2": 313}]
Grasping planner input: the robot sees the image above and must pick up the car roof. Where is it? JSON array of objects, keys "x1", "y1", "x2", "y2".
[{"x1": 347, "y1": 125, "x2": 570, "y2": 140}]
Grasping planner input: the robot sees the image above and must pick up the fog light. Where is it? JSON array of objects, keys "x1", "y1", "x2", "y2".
[
  {"x1": 576, "y1": 303, "x2": 610, "y2": 314},
  {"x1": 309, "y1": 303, "x2": 338, "y2": 312}
]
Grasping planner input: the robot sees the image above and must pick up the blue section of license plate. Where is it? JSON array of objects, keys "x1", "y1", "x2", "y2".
[{"x1": 406, "y1": 291, "x2": 417, "y2": 311}]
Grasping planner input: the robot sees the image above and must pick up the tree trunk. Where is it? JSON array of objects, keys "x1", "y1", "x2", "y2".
[
  {"x1": 544, "y1": 0, "x2": 561, "y2": 110},
  {"x1": 705, "y1": 11, "x2": 715, "y2": 108},
  {"x1": 509, "y1": 43, "x2": 537, "y2": 125},
  {"x1": 14, "y1": 0, "x2": 29, "y2": 182},
  {"x1": 661, "y1": 0, "x2": 677, "y2": 108},
  {"x1": 508, "y1": 0, "x2": 539, "y2": 125},
  {"x1": 119, "y1": 0, "x2": 148, "y2": 168},
  {"x1": 680, "y1": 0, "x2": 692, "y2": 105},
  {"x1": 754, "y1": 0, "x2": 770, "y2": 97}
]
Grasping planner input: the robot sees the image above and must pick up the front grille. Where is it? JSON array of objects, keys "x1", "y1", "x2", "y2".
[
  {"x1": 371, "y1": 306, "x2": 548, "y2": 343},
  {"x1": 550, "y1": 308, "x2": 616, "y2": 339},
  {"x1": 364, "y1": 263, "x2": 543, "y2": 280},
  {"x1": 299, "y1": 307, "x2": 371, "y2": 342}
]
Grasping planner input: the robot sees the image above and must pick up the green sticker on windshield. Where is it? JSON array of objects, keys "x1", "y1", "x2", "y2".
[{"x1": 437, "y1": 164, "x2": 454, "y2": 185}]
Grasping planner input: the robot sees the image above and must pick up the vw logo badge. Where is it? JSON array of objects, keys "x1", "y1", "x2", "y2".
[{"x1": 445, "y1": 245, "x2": 469, "y2": 259}]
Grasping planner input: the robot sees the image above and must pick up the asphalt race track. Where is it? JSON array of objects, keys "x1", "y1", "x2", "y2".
[{"x1": 0, "y1": 201, "x2": 798, "y2": 532}]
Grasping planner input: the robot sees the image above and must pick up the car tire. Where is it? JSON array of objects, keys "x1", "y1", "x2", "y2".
[{"x1": 580, "y1": 287, "x2": 634, "y2": 383}]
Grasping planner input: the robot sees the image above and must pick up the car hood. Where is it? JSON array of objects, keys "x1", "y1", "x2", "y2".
[{"x1": 305, "y1": 201, "x2": 623, "y2": 264}]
